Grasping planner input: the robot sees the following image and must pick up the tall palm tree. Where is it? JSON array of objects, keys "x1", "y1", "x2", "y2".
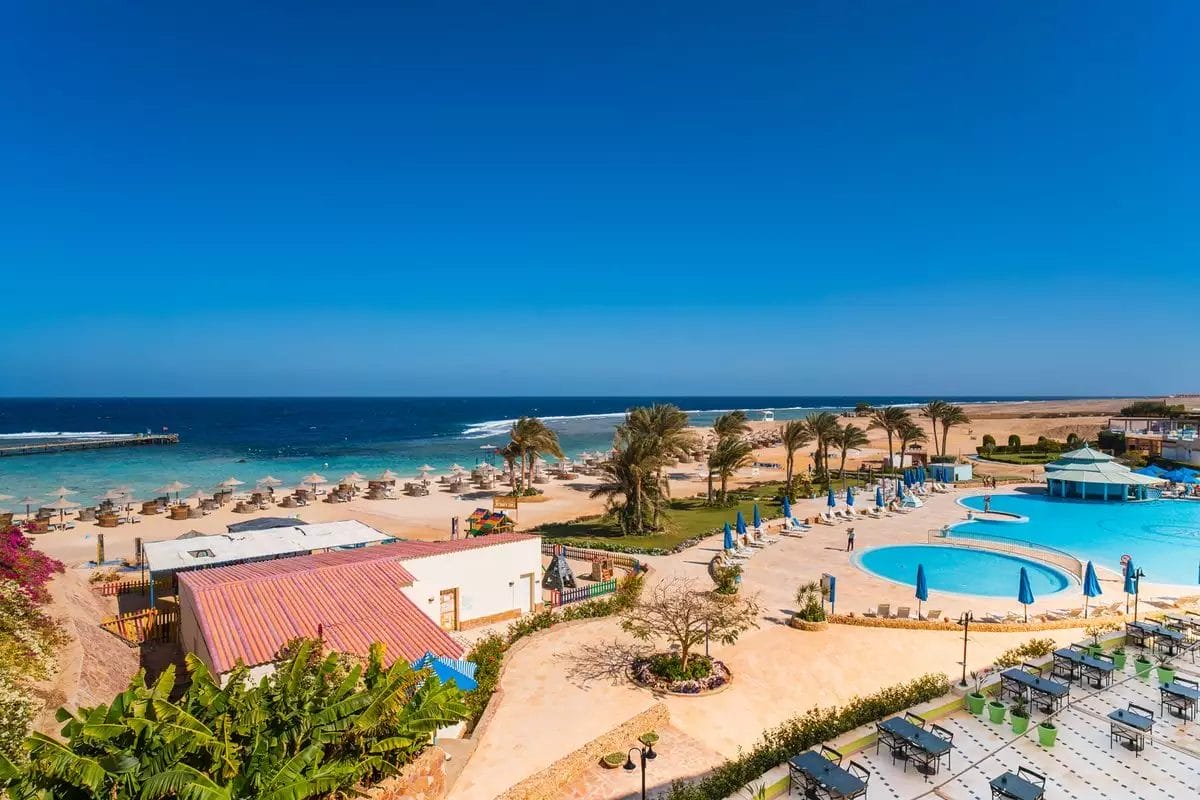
[
  {"x1": 802, "y1": 412, "x2": 841, "y2": 488},
  {"x1": 834, "y1": 424, "x2": 870, "y2": 487},
  {"x1": 619, "y1": 404, "x2": 697, "y2": 526},
  {"x1": 711, "y1": 410, "x2": 751, "y2": 440},
  {"x1": 896, "y1": 418, "x2": 927, "y2": 470},
  {"x1": 868, "y1": 406, "x2": 910, "y2": 475},
  {"x1": 938, "y1": 404, "x2": 970, "y2": 460},
  {"x1": 920, "y1": 400, "x2": 949, "y2": 457},
  {"x1": 779, "y1": 419, "x2": 812, "y2": 500},
  {"x1": 508, "y1": 417, "x2": 563, "y2": 491},
  {"x1": 708, "y1": 435, "x2": 753, "y2": 503},
  {"x1": 590, "y1": 435, "x2": 667, "y2": 535}
]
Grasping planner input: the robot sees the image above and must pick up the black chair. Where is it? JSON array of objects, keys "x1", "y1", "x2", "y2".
[
  {"x1": 1111, "y1": 703, "x2": 1154, "y2": 753},
  {"x1": 874, "y1": 721, "x2": 902, "y2": 763},
  {"x1": 1126, "y1": 623, "x2": 1150, "y2": 649},
  {"x1": 845, "y1": 761, "x2": 870, "y2": 799},
  {"x1": 904, "y1": 711, "x2": 927, "y2": 728},
  {"x1": 1017, "y1": 767, "x2": 1046, "y2": 791},
  {"x1": 819, "y1": 744, "x2": 843, "y2": 765},
  {"x1": 931, "y1": 723, "x2": 954, "y2": 770},
  {"x1": 1161, "y1": 677, "x2": 1197, "y2": 720}
]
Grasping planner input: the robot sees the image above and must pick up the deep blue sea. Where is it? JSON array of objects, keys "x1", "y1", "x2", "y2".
[{"x1": 0, "y1": 396, "x2": 1079, "y2": 501}]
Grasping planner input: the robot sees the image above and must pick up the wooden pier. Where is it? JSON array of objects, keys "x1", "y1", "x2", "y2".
[{"x1": 0, "y1": 433, "x2": 179, "y2": 457}]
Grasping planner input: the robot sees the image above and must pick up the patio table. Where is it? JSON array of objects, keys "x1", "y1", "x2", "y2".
[
  {"x1": 990, "y1": 771, "x2": 1045, "y2": 800},
  {"x1": 876, "y1": 717, "x2": 951, "y2": 780},
  {"x1": 1108, "y1": 708, "x2": 1154, "y2": 755},
  {"x1": 1000, "y1": 668, "x2": 1070, "y2": 713},
  {"x1": 1160, "y1": 681, "x2": 1200, "y2": 721},
  {"x1": 1052, "y1": 648, "x2": 1115, "y2": 689},
  {"x1": 788, "y1": 751, "x2": 865, "y2": 799}
]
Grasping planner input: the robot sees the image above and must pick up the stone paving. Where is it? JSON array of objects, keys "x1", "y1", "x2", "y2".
[{"x1": 562, "y1": 725, "x2": 722, "y2": 800}]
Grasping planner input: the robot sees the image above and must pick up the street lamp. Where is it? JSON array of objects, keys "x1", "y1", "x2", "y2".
[
  {"x1": 957, "y1": 611, "x2": 973, "y2": 688},
  {"x1": 623, "y1": 740, "x2": 658, "y2": 800},
  {"x1": 1131, "y1": 568, "x2": 1146, "y2": 622}
]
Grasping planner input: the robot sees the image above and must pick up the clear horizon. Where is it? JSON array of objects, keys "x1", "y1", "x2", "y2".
[{"x1": 3, "y1": 2, "x2": 1197, "y2": 396}]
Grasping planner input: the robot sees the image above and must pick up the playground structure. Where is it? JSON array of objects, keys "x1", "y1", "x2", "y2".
[
  {"x1": 465, "y1": 507, "x2": 515, "y2": 536},
  {"x1": 542, "y1": 544, "x2": 577, "y2": 591}
]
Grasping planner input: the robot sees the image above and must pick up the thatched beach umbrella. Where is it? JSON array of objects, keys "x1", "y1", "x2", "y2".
[
  {"x1": 449, "y1": 463, "x2": 465, "y2": 473},
  {"x1": 44, "y1": 496, "x2": 80, "y2": 525},
  {"x1": 418, "y1": 464, "x2": 436, "y2": 474},
  {"x1": 96, "y1": 489, "x2": 127, "y2": 502},
  {"x1": 16, "y1": 496, "x2": 38, "y2": 518},
  {"x1": 185, "y1": 489, "x2": 207, "y2": 506},
  {"x1": 300, "y1": 473, "x2": 327, "y2": 494},
  {"x1": 48, "y1": 486, "x2": 77, "y2": 497},
  {"x1": 257, "y1": 475, "x2": 282, "y2": 487},
  {"x1": 156, "y1": 481, "x2": 190, "y2": 503},
  {"x1": 218, "y1": 477, "x2": 245, "y2": 489},
  {"x1": 377, "y1": 469, "x2": 400, "y2": 483}
]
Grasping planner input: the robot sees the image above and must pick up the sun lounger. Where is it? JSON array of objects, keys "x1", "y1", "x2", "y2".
[
  {"x1": 924, "y1": 609, "x2": 942, "y2": 622},
  {"x1": 865, "y1": 603, "x2": 891, "y2": 619},
  {"x1": 895, "y1": 607, "x2": 911, "y2": 619}
]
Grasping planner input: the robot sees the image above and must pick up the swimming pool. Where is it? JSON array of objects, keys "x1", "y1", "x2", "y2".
[
  {"x1": 857, "y1": 544, "x2": 1072, "y2": 597},
  {"x1": 958, "y1": 493, "x2": 1200, "y2": 586}
]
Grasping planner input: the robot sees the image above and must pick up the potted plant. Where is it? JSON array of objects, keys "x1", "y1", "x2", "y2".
[
  {"x1": 1084, "y1": 622, "x2": 1115, "y2": 657},
  {"x1": 1010, "y1": 698, "x2": 1030, "y2": 735},
  {"x1": 1037, "y1": 719, "x2": 1057, "y2": 747},
  {"x1": 966, "y1": 669, "x2": 989, "y2": 714},
  {"x1": 638, "y1": 731, "x2": 660, "y2": 748},
  {"x1": 1111, "y1": 646, "x2": 1126, "y2": 671},
  {"x1": 987, "y1": 698, "x2": 1007, "y2": 724},
  {"x1": 1156, "y1": 655, "x2": 1176, "y2": 684},
  {"x1": 1134, "y1": 653, "x2": 1154, "y2": 678},
  {"x1": 600, "y1": 752, "x2": 626, "y2": 769}
]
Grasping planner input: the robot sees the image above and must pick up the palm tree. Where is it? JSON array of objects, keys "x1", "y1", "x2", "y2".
[
  {"x1": 508, "y1": 417, "x2": 563, "y2": 491},
  {"x1": 618, "y1": 404, "x2": 697, "y2": 526},
  {"x1": 711, "y1": 410, "x2": 751, "y2": 439},
  {"x1": 590, "y1": 436, "x2": 667, "y2": 535},
  {"x1": 779, "y1": 419, "x2": 812, "y2": 500},
  {"x1": 920, "y1": 400, "x2": 949, "y2": 457},
  {"x1": 868, "y1": 406, "x2": 910, "y2": 475},
  {"x1": 708, "y1": 436, "x2": 753, "y2": 503},
  {"x1": 834, "y1": 424, "x2": 870, "y2": 487},
  {"x1": 938, "y1": 404, "x2": 970, "y2": 460},
  {"x1": 896, "y1": 418, "x2": 927, "y2": 470},
  {"x1": 802, "y1": 412, "x2": 841, "y2": 488}
]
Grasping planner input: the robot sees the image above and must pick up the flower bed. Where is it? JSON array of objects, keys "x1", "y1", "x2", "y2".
[{"x1": 631, "y1": 655, "x2": 732, "y2": 695}]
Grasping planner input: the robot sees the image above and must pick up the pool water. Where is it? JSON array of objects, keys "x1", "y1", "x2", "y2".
[
  {"x1": 857, "y1": 544, "x2": 1072, "y2": 597},
  {"x1": 959, "y1": 493, "x2": 1200, "y2": 586}
]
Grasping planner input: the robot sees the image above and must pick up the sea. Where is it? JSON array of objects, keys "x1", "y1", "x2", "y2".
[{"x1": 0, "y1": 396, "x2": 1080, "y2": 501}]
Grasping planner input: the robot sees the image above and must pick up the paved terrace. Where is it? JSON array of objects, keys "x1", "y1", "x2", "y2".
[{"x1": 451, "y1": 487, "x2": 1185, "y2": 800}]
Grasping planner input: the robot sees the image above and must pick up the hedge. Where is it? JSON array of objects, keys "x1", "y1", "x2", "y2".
[{"x1": 663, "y1": 673, "x2": 950, "y2": 800}]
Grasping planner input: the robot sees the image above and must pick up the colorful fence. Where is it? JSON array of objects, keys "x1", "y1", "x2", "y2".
[
  {"x1": 539, "y1": 542, "x2": 642, "y2": 573},
  {"x1": 100, "y1": 608, "x2": 179, "y2": 645},
  {"x1": 548, "y1": 579, "x2": 618, "y2": 607},
  {"x1": 92, "y1": 577, "x2": 172, "y2": 597}
]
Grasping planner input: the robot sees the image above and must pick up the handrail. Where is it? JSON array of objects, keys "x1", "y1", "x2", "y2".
[{"x1": 927, "y1": 528, "x2": 1084, "y2": 583}]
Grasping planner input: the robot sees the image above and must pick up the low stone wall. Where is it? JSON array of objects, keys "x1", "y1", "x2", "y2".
[
  {"x1": 494, "y1": 703, "x2": 669, "y2": 800},
  {"x1": 830, "y1": 614, "x2": 1115, "y2": 633},
  {"x1": 365, "y1": 746, "x2": 446, "y2": 800}
]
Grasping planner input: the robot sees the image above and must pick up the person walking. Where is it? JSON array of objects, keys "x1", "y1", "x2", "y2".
[
  {"x1": 983, "y1": 494, "x2": 991, "y2": 513},
  {"x1": 846, "y1": 527, "x2": 856, "y2": 552}
]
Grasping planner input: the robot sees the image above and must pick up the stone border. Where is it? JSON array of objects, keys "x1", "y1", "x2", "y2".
[
  {"x1": 829, "y1": 613, "x2": 1124, "y2": 632},
  {"x1": 629, "y1": 658, "x2": 735, "y2": 697}
]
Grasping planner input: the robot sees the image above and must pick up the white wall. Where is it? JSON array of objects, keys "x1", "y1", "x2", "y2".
[{"x1": 400, "y1": 537, "x2": 543, "y2": 628}]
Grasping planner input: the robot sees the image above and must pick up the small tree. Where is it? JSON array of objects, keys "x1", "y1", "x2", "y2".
[
  {"x1": 981, "y1": 434, "x2": 996, "y2": 448},
  {"x1": 1007, "y1": 434, "x2": 1021, "y2": 450},
  {"x1": 620, "y1": 577, "x2": 759, "y2": 671},
  {"x1": 793, "y1": 580, "x2": 827, "y2": 623}
]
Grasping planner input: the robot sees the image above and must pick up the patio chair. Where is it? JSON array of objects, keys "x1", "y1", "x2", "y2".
[
  {"x1": 895, "y1": 607, "x2": 911, "y2": 620},
  {"x1": 844, "y1": 761, "x2": 870, "y2": 799},
  {"x1": 819, "y1": 744, "x2": 843, "y2": 765},
  {"x1": 1016, "y1": 767, "x2": 1045, "y2": 791},
  {"x1": 864, "y1": 603, "x2": 890, "y2": 618},
  {"x1": 875, "y1": 721, "x2": 903, "y2": 762},
  {"x1": 1162, "y1": 676, "x2": 1198, "y2": 720},
  {"x1": 923, "y1": 609, "x2": 942, "y2": 622},
  {"x1": 930, "y1": 724, "x2": 954, "y2": 769},
  {"x1": 904, "y1": 711, "x2": 927, "y2": 727}
]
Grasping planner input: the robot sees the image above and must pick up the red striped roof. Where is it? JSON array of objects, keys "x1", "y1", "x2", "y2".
[{"x1": 182, "y1": 558, "x2": 460, "y2": 674}]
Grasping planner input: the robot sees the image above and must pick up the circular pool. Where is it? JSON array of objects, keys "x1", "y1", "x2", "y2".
[{"x1": 856, "y1": 544, "x2": 1072, "y2": 597}]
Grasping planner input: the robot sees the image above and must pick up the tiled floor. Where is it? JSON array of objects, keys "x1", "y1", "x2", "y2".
[
  {"x1": 564, "y1": 725, "x2": 723, "y2": 800},
  {"x1": 848, "y1": 658, "x2": 1199, "y2": 800}
]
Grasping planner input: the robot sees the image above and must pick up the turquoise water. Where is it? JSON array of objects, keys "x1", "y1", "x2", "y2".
[
  {"x1": 958, "y1": 493, "x2": 1200, "y2": 586},
  {"x1": 857, "y1": 544, "x2": 1072, "y2": 597}
]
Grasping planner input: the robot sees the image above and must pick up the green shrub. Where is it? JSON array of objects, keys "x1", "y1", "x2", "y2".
[
  {"x1": 793, "y1": 581, "x2": 826, "y2": 623},
  {"x1": 1008, "y1": 434, "x2": 1021, "y2": 449},
  {"x1": 664, "y1": 673, "x2": 950, "y2": 799},
  {"x1": 992, "y1": 637, "x2": 1057, "y2": 668},
  {"x1": 647, "y1": 653, "x2": 713, "y2": 681},
  {"x1": 981, "y1": 434, "x2": 996, "y2": 448}
]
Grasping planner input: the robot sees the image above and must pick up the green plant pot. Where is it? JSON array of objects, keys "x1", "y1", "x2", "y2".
[
  {"x1": 1037, "y1": 723, "x2": 1057, "y2": 747},
  {"x1": 1157, "y1": 667, "x2": 1176, "y2": 684},
  {"x1": 1112, "y1": 653, "x2": 1126, "y2": 671},
  {"x1": 987, "y1": 701, "x2": 1007, "y2": 724},
  {"x1": 1011, "y1": 714, "x2": 1030, "y2": 735},
  {"x1": 1134, "y1": 658, "x2": 1153, "y2": 678},
  {"x1": 1086, "y1": 644, "x2": 1103, "y2": 658},
  {"x1": 966, "y1": 693, "x2": 986, "y2": 715}
]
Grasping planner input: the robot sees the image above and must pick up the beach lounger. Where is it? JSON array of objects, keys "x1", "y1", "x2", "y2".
[
  {"x1": 924, "y1": 609, "x2": 942, "y2": 622},
  {"x1": 895, "y1": 607, "x2": 911, "y2": 620},
  {"x1": 865, "y1": 603, "x2": 891, "y2": 619}
]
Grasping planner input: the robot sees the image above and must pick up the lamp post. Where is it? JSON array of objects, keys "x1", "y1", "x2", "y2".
[
  {"x1": 957, "y1": 611, "x2": 973, "y2": 687},
  {"x1": 623, "y1": 740, "x2": 658, "y2": 800},
  {"x1": 1131, "y1": 568, "x2": 1145, "y2": 622}
]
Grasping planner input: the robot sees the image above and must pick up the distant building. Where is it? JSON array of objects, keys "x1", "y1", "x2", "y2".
[
  {"x1": 1109, "y1": 416, "x2": 1200, "y2": 466},
  {"x1": 177, "y1": 532, "x2": 541, "y2": 683},
  {"x1": 1044, "y1": 445, "x2": 1166, "y2": 501}
]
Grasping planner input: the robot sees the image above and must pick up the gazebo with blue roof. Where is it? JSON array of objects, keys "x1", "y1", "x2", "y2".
[{"x1": 1043, "y1": 445, "x2": 1166, "y2": 501}]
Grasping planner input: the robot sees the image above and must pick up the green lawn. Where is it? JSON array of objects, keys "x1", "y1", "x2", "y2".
[{"x1": 533, "y1": 478, "x2": 870, "y2": 552}]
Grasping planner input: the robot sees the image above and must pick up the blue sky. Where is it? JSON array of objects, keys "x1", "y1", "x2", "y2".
[{"x1": 1, "y1": 2, "x2": 1196, "y2": 396}]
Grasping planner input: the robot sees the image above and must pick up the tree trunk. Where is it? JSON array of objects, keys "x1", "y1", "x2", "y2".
[
  {"x1": 840, "y1": 452, "x2": 849, "y2": 488},
  {"x1": 707, "y1": 469, "x2": 714, "y2": 504},
  {"x1": 886, "y1": 432, "x2": 894, "y2": 474},
  {"x1": 941, "y1": 426, "x2": 951, "y2": 460},
  {"x1": 785, "y1": 452, "x2": 794, "y2": 500}
]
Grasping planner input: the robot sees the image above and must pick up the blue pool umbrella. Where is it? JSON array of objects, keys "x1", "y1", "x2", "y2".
[
  {"x1": 1082, "y1": 561, "x2": 1102, "y2": 618},
  {"x1": 1123, "y1": 559, "x2": 1137, "y2": 595},
  {"x1": 1017, "y1": 567, "x2": 1035, "y2": 622},
  {"x1": 846, "y1": 486, "x2": 855, "y2": 507},
  {"x1": 753, "y1": 503, "x2": 761, "y2": 529},
  {"x1": 919, "y1": 467, "x2": 927, "y2": 485},
  {"x1": 827, "y1": 488, "x2": 836, "y2": 508},
  {"x1": 782, "y1": 496, "x2": 792, "y2": 519},
  {"x1": 915, "y1": 564, "x2": 928, "y2": 618},
  {"x1": 412, "y1": 652, "x2": 478, "y2": 691},
  {"x1": 875, "y1": 486, "x2": 885, "y2": 508},
  {"x1": 736, "y1": 510, "x2": 747, "y2": 537},
  {"x1": 896, "y1": 481, "x2": 905, "y2": 500},
  {"x1": 723, "y1": 522, "x2": 734, "y2": 551}
]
